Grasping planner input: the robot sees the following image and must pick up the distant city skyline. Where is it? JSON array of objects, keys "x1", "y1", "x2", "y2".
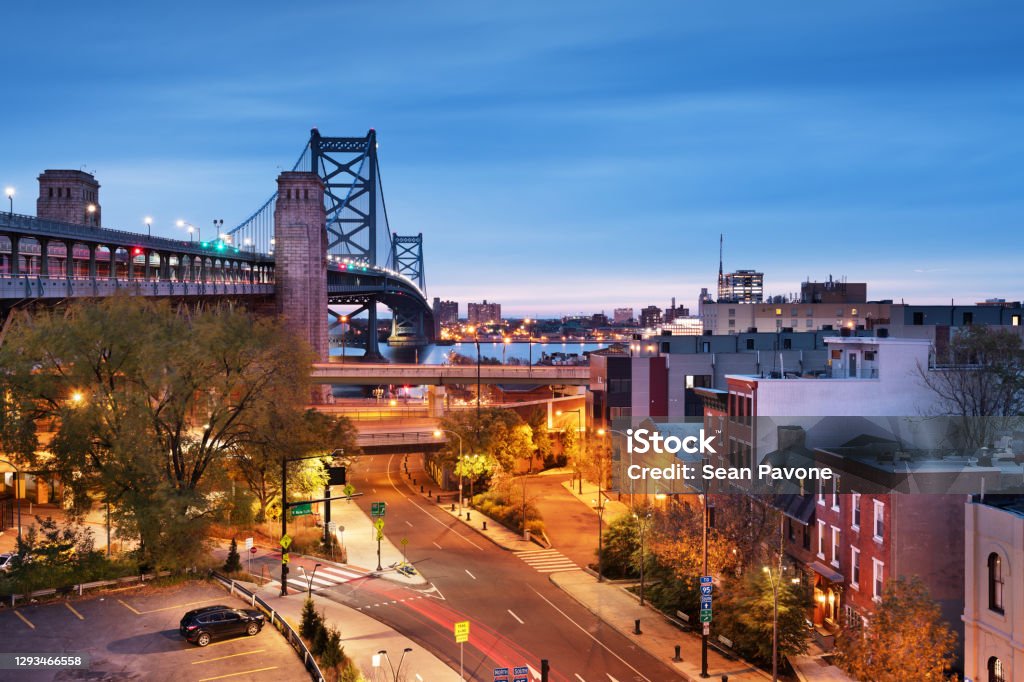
[{"x1": 3, "y1": 1, "x2": 1022, "y2": 316}]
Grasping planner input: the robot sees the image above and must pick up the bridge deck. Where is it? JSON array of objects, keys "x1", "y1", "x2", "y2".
[{"x1": 311, "y1": 363, "x2": 590, "y2": 386}]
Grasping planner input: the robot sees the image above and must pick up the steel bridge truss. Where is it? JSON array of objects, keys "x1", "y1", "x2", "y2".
[
  {"x1": 389, "y1": 233, "x2": 425, "y2": 291},
  {"x1": 310, "y1": 129, "x2": 379, "y2": 264}
]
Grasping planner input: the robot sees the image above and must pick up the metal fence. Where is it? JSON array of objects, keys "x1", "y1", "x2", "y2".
[{"x1": 209, "y1": 571, "x2": 324, "y2": 682}]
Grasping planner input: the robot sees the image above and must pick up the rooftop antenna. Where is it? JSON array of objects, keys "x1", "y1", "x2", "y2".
[{"x1": 718, "y1": 233, "x2": 724, "y2": 296}]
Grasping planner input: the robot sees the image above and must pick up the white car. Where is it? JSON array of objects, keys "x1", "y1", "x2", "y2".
[{"x1": 0, "y1": 553, "x2": 16, "y2": 572}]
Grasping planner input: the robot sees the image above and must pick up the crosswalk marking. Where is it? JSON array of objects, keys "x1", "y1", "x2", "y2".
[
  {"x1": 516, "y1": 549, "x2": 580, "y2": 574},
  {"x1": 286, "y1": 563, "x2": 372, "y2": 593}
]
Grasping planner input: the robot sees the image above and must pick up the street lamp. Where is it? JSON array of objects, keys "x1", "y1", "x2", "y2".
[
  {"x1": 86, "y1": 203, "x2": 97, "y2": 226},
  {"x1": 763, "y1": 566, "x2": 779, "y2": 682},
  {"x1": 467, "y1": 325, "x2": 482, "y2": 423},
  {"x1": 0, "y1": 458, "x2": 22, "y2": 549},
  {"x1": 557, "y1": 408, "x2": 584, "y2": 493},
  {"x1": 299, "y1": 563, "x2": 322, "y2": 598},
  {"x1": 433, "y1": 429, "x2": 464, "y2": 512},
  {"x1": 634, "y1": 507, "x2": 652, "y2": 605},
  {"x1": 339, "y1": 315, "x2": 349, "y2": 363},
  {"x1": 144, "y1": 216, "x2": 152, "y2": 237},
  {"x1": 377, "y1": 648, "x2": 413, "y2": 682},
  {"x1": 502, "y1": 336, "x2": 511, "y2": 365},
  {"x1": 592, "y1": 496, "x2": 606, "y2": 582},
  {"x1": 4, "y1": 187, "x2": 13, "y2": 215},
  {"x1": 524, "y1": 318, "x2": 533, "y2": 373}
]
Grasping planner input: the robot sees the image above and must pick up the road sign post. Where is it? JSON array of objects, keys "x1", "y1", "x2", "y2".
[
  {"x1": 374, "y1": 517, "x2": 385, "y2": 571},
  {"x1": 455, "y1": 621, "x2": 470, "y2": 680}
]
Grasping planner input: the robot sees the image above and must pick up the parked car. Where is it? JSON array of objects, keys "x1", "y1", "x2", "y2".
[
  {"x1": 179, "y1": 605, "x2": 265, "y2": 647},
  {"x1": 0, "y1": 553, "x2": 19, "y2": 572}
]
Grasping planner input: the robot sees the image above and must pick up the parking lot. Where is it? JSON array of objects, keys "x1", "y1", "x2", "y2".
[{"x1": 0, "y1": 581, "x2": 309, "y2": 682}]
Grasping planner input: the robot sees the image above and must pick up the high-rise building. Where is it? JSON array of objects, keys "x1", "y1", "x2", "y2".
[
  {"x1": 639, "y1": 305, "x2": 663, "y2": 328},
  {"x1": 718, "y1": 269, "x2": 764, "y2": 303},
  {"x1": 800, "y1": 276, "x2": 867, "y2": 304},
  {"x1": 467, "y1": 300, "x2": 501, "y2": 325},
  {"x1": 664, "y1": 297, "x2": 690, "y2": 323},
  {"x1": 432, "y1": 298, "x2": 459, "y2": 326},
  {"x1": 613, "y1": 308, "x2": 635, "y2": 325}
]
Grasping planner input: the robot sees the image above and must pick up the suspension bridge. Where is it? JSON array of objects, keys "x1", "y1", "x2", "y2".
[{"x1": 0, "y1": 129, "x2": 434, "y2": 357}]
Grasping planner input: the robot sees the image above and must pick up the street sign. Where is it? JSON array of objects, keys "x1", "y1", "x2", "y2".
[
  {"x1": 290, "y1": 502, "x2": 312, "y2": 517},
  {"x1": 371, "y1": 501, "x2": 387, "y2": 517},
  {"x1": 700, "y1": 597, "x2": 712, "y2": 608},
  {"x1": 327, "y1": 521, "x2": 337, "y2": 535},
  {"x1": 281, "y1": 553, "x2": 290, "y2": 564},
  {"x1": 244, "y1": 537, "x2": 254, "y2": 551},
  {"x1": 514, "y1": 678, "x2": 528, "y2": 682},
  {"x1": 280, "y1": 534, "x2": 292, "y2": 549},
  {"x1": 343, "y1": 483, "x2": 356, "y2": 497},
  {"x1": 700, "y1": 608, "x2": 712, "y2": 618},
  {"x1": 700, "y1": 612, "x2": 712, "y2": 623},
  {"x1": 513, "y1": 668, "x2": 529, "y2": 676},
  {"x1": 328, "y1": 465, "x2": 347, "y2": 486},
  {"x1": 249, "y1": 547, "x2": 257, "y2": 555},
  {"x1": 700, "y1": 585, "x2": 713, "y2": 596},
  {"x1": 494, "y1": 669, "x2": 509, "y2": 677},
  {"x1": 376, "y1": 529, "x2": 384, "y2": 541},
  {"x1": 374, "y1": 517, "x2": 385, "y2": 531},
  {"x1": 454, "y1": 620, "x2": 470, "y2": 643},
  {"x1": 702, "y1": 622, "x2": 710, "y2": 636},
  {"x1": 700, "y1": 575, "x2": 713, "y2": 584}
]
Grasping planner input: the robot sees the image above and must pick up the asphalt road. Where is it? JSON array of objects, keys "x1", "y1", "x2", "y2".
[{"x1": 297, "y1": 454, "x2": 683, "y2": 682}]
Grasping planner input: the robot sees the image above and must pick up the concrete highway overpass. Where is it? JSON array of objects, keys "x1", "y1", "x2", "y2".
[{"x1": 311, "y1": 363, "x2": 590, "y2": 386}]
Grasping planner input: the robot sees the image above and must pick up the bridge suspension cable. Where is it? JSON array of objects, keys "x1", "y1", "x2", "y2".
[{"x1": 225, "y1": 143, "x2": 310, "y2": 254}]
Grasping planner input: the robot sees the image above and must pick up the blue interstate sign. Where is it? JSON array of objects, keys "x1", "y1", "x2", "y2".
[
  {"x1": 700, "y1": 597, "x2": 712, "y2": 609},
  {"x1": 700, "y1": 575, "x2": 713, "y2": 583},
  {"x1": 514, "y1": 678, "x2": 529, "y2": 682},
  {"x1": 700, "y1": 585, "x2": 713, "y2": 595},
  {"x1": 513, "y1": 668, "x2": 529, "y2": 675},
  {"x1": 494, "y1": 670, "x2": 509, "y2": 677}
]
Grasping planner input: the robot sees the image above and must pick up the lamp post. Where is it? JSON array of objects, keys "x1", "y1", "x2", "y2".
[
  {"x1": 144, "y1": 216, "x2": 152, "y2": 238},
  {"x1": 433, "y1": 429, "x2": 464, "y2": 512},
  {"x1": 299, "y1": 563, "x2": 322, "y2": 599},
  {"x1": 377, "y1": 648, "x2": 413, "y2": 682},
  {"x1": 5, "y1": 187, "x2": 13, "y2": 215},
  {"x1": 635, "y1": 506, "x2": 652, "y2": 605},
  {"x1": 557, "y1": 409, "x2": 583, "y2": 493},
  {"x1": 0, "y1": 458, "x2": 22, "y2": 549},
  {"x1": 86, "y1": 204, "x2": 97, "y2": 227},
  {"x1": 524, "y1": 318, "x2": 533, "y2": 374},
  {"x1": 502, "y1": 336, "x2": 511, "y2": 365},
  {"x1": 592, "y1": 495, "x2": 606, "y2": 581},
  {"x1": 467, "y1": 325, "x2": 482, "y2": 424},
  {"x1": 339, "y1": 315, "x2": 349, "y2": 363},
  {"x1": 763, "y1": 566, "x2": 779, "y2": 682}
]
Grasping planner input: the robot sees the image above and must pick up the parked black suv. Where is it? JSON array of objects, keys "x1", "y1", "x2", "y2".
[{"x1": 179, "y1": 605, "x2": 266, "y2": 647}]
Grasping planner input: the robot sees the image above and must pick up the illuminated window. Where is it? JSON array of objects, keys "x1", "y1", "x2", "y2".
[{"x1": 775, "y1": 308, "x2": 782, "y2": 316}]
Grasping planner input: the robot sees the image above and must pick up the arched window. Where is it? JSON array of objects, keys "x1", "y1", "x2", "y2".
[
  {"x1": 988, "y1": 552, "x2": 1004, "y2": 613},
  {"x1": 988, "y1": 656, "x2": 1004, "y2": 682}
]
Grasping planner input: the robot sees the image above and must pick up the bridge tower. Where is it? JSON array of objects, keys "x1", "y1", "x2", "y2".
[
  {"x1": 273, "y1": 171, "x2": 329, "y2": 363},
  {"x1": 37, "y1": 170, "x2": 101, "y2": 226}
]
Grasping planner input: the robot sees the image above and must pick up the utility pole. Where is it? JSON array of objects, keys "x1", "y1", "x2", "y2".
[
  {"x1": 701, "y1": 490, "x2": 709, "y2": 678},
  {"x1": 280, "y1": 455, "x2": 289, "y2": 596}
]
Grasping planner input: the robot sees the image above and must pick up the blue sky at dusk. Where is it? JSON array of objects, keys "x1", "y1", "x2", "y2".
[{"x1": 3, "y1": 1, "x2": 1022, "y2": 316}]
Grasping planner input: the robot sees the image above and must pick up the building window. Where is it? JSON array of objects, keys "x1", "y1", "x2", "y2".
[
  {"x1": 745, "y1": 338, "x2": 754, "y2": 350},
  {"x1": 913, "y1": 311, "x2": 924, "y2": 325},
  {"x1": 817, "y1": 520, "x2": 826, "y2": 559},
  {"x1": 873, "y1": 500, "x2": 884, "y2": 542},
  {"x1": 728, "y1": 319, "x2": 735, "y2": 328},
  {"x1": 851, "y1": 492, "x2": 861, "y2": 530},
  {"x1": 851, "y1": 547, "x2": 860, "y2": 589},
  {"x1": 988, "y1": 657, "x2": 1005, "y2": 682},
  {"x1": 817, "y1": 481, "x2": 826, "y2": 506},
  {"x1": 863, "y1": 351, "x2": 876, "y2": 361},
  {"x1": 851, "y1": 308, "x2": 858, "y2": 316},
  {"x1": 963, "y1": 312, "x2": 974, "y2": 325},
  {"x1": 1013, "y1": 315, "x2": 1020, "y2": 326},
  {"x1": 783, "y1": 338, "x2": 792, "y2": 350},
  {"x1": 872, "y1": 559, "x2": 884, "y2": 602},
  {"x1": 787, "y1": 518, "x2": 795, "y2": 541},
  {"x1": 775, "y1": 308, "x2": 782, "y2": 316},
  {"x1": 728, "y1": 308, "x2": 735, "y2": 317},
  {"x1": 805, "y1": 319, "x2": 813, "y2": 328},
  {"x1": 988, "y1": 552, "x2": 1004, "y2": 614},
  {"x1": 830, "y1": 526, "x2": 840, "y2": 568},
  {"x1": 802, "y1": 524, "x2": 811, "y2": 550},
  {"x1": 831, "y1": 477, "x2": 840, "y2": 510}
]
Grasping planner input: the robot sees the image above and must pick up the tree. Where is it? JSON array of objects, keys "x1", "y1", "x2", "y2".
[
  {"x1": 920, "y1": 325, "x2": 1024, "y2": 450},
  {"x1": 716, "y1": 568, "x2": 811, "y2": 667},
  {"x1": 299, "y1": 598, "x2": 322, "y2": 640},
  {"x1": 836, "y1": 576, "x2": 958, "y2": 682},
  {"x1": 320, "y1": 626, "x2": 343, "y2": 673},
  {"x1": 0, "y1": 297, "x2": 314, "y2": 568},
  {"x1": 223, "y1": 538, "x2": 241, "y2": 573},
  {"x1": 311, "y1": 618, "x2": 329, "y2": 658},
  {"x1": 229, "y1": 409, "x2": 360, "y2": 523},
  {"x1": 437, "y1": 407, "x2": 533, "y2": 474}
]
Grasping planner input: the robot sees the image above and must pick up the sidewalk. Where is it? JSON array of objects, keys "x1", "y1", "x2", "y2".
[
  {"x1": 560, "y1": 477, "x2": 630, "y2": 524},
  {"x1": 238, "y1": 578, "x2": 459, "y2": 681}
]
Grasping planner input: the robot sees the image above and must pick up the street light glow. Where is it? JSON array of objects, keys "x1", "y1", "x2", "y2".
[{"x1": 4, "y1": 187, "x2": 14, "y2": 198}]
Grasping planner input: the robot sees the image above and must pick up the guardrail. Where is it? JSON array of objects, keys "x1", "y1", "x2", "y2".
[
  {"x1": 3, "y1": 570, "x2": 174, "y2": 606},
  {"x1": 209, "y1": 571, "x2": 324, "y2": 682}
]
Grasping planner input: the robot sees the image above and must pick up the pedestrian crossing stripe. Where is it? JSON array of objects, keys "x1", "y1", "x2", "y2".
[{"x1": 515, "y1": 549, "x2": 580, "y2": 573}]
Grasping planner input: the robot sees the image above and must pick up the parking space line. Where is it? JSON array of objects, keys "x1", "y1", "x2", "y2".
[
  {"x1": 191, "y1": 649, "x2": 265, "y2": 665},
  {"x1": 117, "y1": 599, "x2": 141, "y2": 615},
  {"x1": 139, "y1": 598, "x2": 223, "y2": 614},
  {"x1": 13, "y1": 610, "x2": 35, "y2": 629},
  {"x1": 64, "y1": 602, "x2": 85, "y2": 620},
  {"x1": 198, "y1": 666, "x2": 278, "y2": 681}
]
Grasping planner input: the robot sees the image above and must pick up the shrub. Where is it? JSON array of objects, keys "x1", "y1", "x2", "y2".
[
  {"x1": 223, "y1": 538, "x2": 242, "y2": 573},
  {"x1": 300, "y1": 598, "x2": 322, "y2": 640},
  {"x1": 311, "y1": 619, "x2": 329, "y2": 657}
]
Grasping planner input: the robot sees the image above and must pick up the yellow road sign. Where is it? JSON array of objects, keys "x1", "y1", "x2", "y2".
[
  {"x1": 376, "y1": 530, "x2": 384, "y2": 541},
  {"x1": 281, "y1": 553, "x2": 290, "y2": 564},
  {"x1": 374, "y1": 518, "x2": 385, "y2": 531},
  {"x1": 454, "y1": 620, "x2": 470, "y2": 643},
  {"x1": 280, "y1": 534, "x2": 292, "y2": 549}
]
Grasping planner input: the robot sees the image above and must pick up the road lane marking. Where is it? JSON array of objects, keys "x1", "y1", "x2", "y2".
[
  {"x1": 416, "y1": 675, "x2": 423, "y2": 681},
  {"x1": 64, "y1": 602, "x2": 85, "y2": 620},
  {"x1": 12, "y1": 610, "x2": 35, "y2": 629},
  {"x1": 385, "y1": 455, "x2": 483, "y2": 550},
  {"x1": 607, "y1": 675, "x2": 621, "y2": 682},
  {"x1": 508, "y1": 609, "x2": 524, "y2": 624},
  {"x1": 373, "y1": 488, "x2": 377, "y2": 493},
  {"x1": 530, "y1": 587, "x2": 651, "y2": 682},
  {"x1": 192, "y1": 649, "x2": 266, "y2": 665},
  {"x1": 117, "y1": 599, "x2": 141, "y2": 615},
  {"x1": 198, "y1": 667, "x2": 278, "y2": 681},
  {"x1": 405, "y1": 520, "x2": 413, "y2": 527},
  {"x1": 139, "y1": 598, "x2": 222, "y2": 614},
  {"x1": 432, "y1": 542, "x2": 442, "y2": 549},
  {"x1": 465, "y1": 569, "x2": 476, "y2": 580},
  {"x1": 575, "y1": 675, "x2": 586, "y2": 682}
]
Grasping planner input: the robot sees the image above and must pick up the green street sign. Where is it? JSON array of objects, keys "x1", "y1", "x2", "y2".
[
  {"x1": 371, "y1": 501, "x2": 386, "y2": 517},
  {"x1": 290, "y1": 503, "x2": 312, "y2": 517},
  {"x1": 700, "y1": 612, "x2": 713, "y2": 623}
]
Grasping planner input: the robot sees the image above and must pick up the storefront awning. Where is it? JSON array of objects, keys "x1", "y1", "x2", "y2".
[{"x1": 809, "y1": 561, "x2": 844, "y2": 583}]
